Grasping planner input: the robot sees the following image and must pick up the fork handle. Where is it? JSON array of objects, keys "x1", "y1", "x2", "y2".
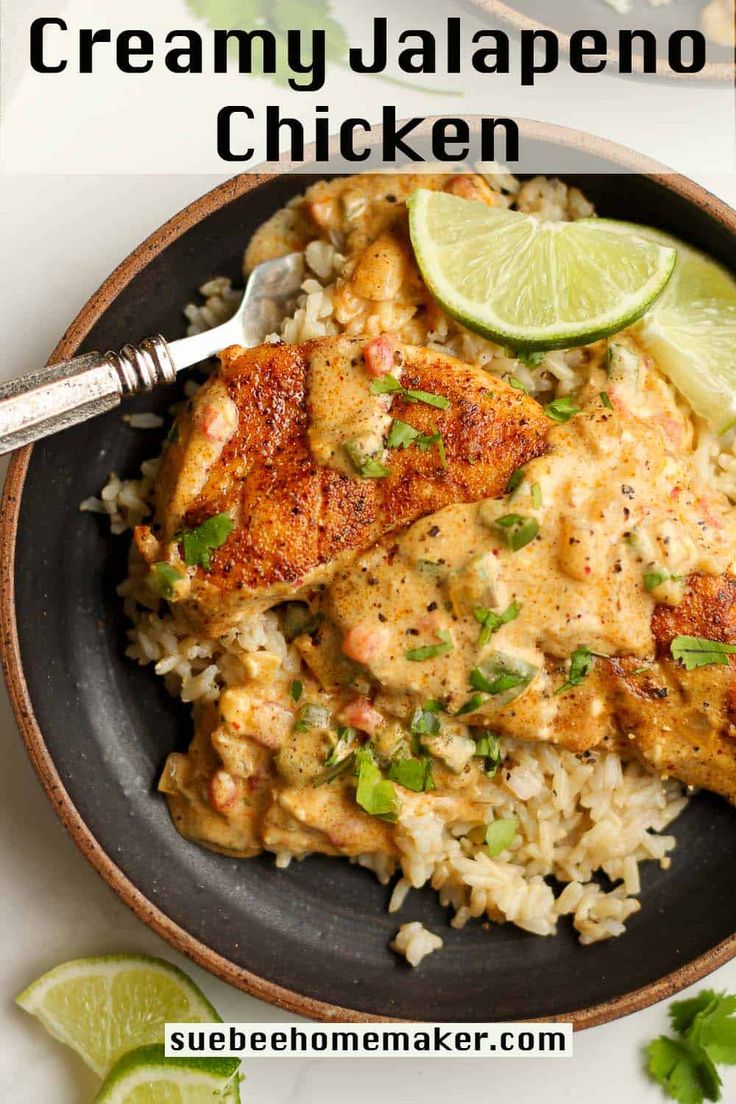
[{"x1": 0, "y1": 336, "x2": 177, "y2": 455}]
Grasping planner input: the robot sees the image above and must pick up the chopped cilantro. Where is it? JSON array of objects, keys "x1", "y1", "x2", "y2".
[
  {"x1": 508, "y1": 376, "x2": 529, "y2": 393},
  {"x1": 599, "y1": 390, "x2": 613, "y2": 410},
  {"x1": 485, "y1": 818, "x2": 518, "y2": 857},
  {"x1": 544, "y1": 396, "x2": 580, "y2": 423},
  {"x1": 388, "y1": 756, "x2": 435, "y2": 793},
  {"x1": 368, "y1": 374, "x2": 450, "y2": 410},
  {"x1": 470, "y1": 655, "x2": 537, "y2": 700},
  {"x1": 176, "y1": 512, "x2": 234, "y2": 570},
  {"x1": 494, "y1": 513, "x2": 540, "y2": 551},
  {"x1": 355, "y1": 748, "x2": 400, "y2": 820},
  {"x1": 404, "y1": 388, "x2": 451, "y2": 410},
  {"x1": 671, "y1": 636, "x2": 736, "y2": 671},
  {"x1": 290, "y1": 680, "x2": 303, "y2": 703},
  {"x1": 150, "y1": 562, "x2": 185, "y2": 600},
  {"x1": 405, "y1": 630, "x2": 453, "y2": 662},
  {"x1": 387, "y1": 420, "x2": 420, "y2": 449},
  {"x1": 555, "y1": 645, "x2": 606, "y2": 695},
  {"x1": 474, "y1": 600, "x2": 521, "y2": 647},
  {"x1": 369, "y1": 374, "x2": 403, "y2": 395}
]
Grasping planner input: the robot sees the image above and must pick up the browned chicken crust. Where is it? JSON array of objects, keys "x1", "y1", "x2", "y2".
[
  {"x1": 605, "y1": 574, "x2": 736, "y2": 800},
  {"x1": 156, "y1": 337, "x2": 549, "y2": 604}
]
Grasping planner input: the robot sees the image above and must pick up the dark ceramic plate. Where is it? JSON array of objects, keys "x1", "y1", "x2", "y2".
[
  {"x1": 473, "y1": 0, "x2": 735, "y2": 81},
  {"x1": 3, "y1": 123, "x2": 736, "y2": 1025}
]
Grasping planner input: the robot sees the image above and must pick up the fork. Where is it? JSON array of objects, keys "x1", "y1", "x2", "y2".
[{"x1": 0, "y1": 253, "x2": 305, "y2": 455}]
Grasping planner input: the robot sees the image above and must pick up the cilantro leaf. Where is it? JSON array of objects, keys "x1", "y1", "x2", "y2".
[
  {"x1": 485, "y1": 817, "x2": 518, "y2": 857},
  {"x1": 508, "y1": 375, "x2": 529, "y2": 393},
  {"x1": 176, "y1": 512, "x2": 233, "y2": 570},
  {"x1": 646, "y1": 1036, "x2": 721, "y2": 1104},
  {"x1": 671, "y1": 636, "x2": 736, "y2": 671},
  {"x1": 554, "y1": 646, "x2": 606, "y2": 695},
  {"x1": 600, "y1": 390, "x2": 613, "y2": 410},
  {"x1": 470, "y1": 654, "x2": 537, "y2": 701},
  {"x1": 544, "y1": 396, "x2": 580, "y2": 423},
  {"x1": 474, "y1": 600, "x2": 521, "y2": 646},
  {"x1": 290, "y1": 679, "x2": 303, "y2": 702},
  {"x1": 369, "y1": 374, "x2": 403, "y2": 395},
  {"x1": 670, "y1": 993, "x2": 722, "y2": 1036},
  {"x1": 387, "y1": 419, "x2": 420, "y2": 449},
  {"x1": 368, "y1": 374, "x2": 450, "y2": 410},
  {"x1": 405, "y1": 630, "x2": 453, "y2": 662},
  {"x1": 404, "y1": 388, "x2": 451, "y2": 410},
  {"x1": 355, "y1": 748, "x2": 400, "y2": 820}
]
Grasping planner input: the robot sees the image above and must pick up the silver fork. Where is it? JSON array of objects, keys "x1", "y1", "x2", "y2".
[{"x1": 0, "y1": 253, "x2": 305, "y2": 455}]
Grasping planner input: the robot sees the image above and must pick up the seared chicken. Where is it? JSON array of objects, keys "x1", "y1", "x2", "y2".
[{"x1": 143, "y1": 335, "x2": 549, "y2": 635}]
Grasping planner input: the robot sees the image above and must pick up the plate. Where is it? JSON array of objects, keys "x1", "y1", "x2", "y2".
[
  {"x1": 474, "y1": 0, "x2": 734, "y2": 82},
  {"x1": 2, "y1": 124, "x2": 736, "y2": 1024}
]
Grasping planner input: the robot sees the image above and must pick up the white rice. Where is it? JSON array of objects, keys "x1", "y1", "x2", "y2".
[{"x1": 391, "y1": 922, "x2": 444, "y2": 967}]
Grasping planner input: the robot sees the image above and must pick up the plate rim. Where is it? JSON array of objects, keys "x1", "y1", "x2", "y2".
[
  {"x1": 2, "y1": 120, "x2": 736, "y2": 1027},
  {"x1": 473, "y1": 0, "x2": 735, "y2": 82}
]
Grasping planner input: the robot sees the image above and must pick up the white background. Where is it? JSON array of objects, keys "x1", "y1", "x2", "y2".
[{"x1": 1, "y1": 168, "x2": 736, "y2": 1104}]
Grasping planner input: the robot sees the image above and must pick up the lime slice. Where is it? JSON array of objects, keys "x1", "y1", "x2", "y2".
[
  {"x1": 407, "y1": 189, "x2": 677, "y2": 350},
  {"x1": 16, "y1": 955, "x2": 219, "y2": 1078},
  {"x1": 627, "y1": 226, "x2": 736, "y2": 431},
  {"x1": 95, "y1": 1045, "x2": 240, "y2": 1103}
]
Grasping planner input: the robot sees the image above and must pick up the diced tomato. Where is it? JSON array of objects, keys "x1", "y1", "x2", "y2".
[
  {"x1": 340, "y1": 697, "x2": 384, "y2": 735},
  {"x1": 364, "y1": 335, "x2": 400, "y2": 378}
]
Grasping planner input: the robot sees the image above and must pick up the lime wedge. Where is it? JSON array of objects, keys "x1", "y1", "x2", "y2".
[
  {"x1": 16, "y1": 955, "x2": 219, "y2": 1078},
  {"x1": 407, "y1": 189, "x2": 677, "y2": 350},
  {"x1": 628, "y1": 227, "x2": 736, "y2": 431},
  {"x1": 95, "y1": 1045, "x2": 240, "y2": 1103}
]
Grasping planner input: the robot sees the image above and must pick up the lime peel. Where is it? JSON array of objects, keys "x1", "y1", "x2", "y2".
[
  {"x1": 95, "y1": 1044, "x2": 240, "y2": 1103},
  {"x1": 407, "y1": 189, "x2": 677, "y2": 351}
]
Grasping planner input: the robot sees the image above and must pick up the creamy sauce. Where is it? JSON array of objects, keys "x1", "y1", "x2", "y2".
[
  {"x1": 306, "y1": 337, "x2": 397, "y2": 474},
  {"x1": 323, "y1": 343, "x2": 736, "y2": 740}
]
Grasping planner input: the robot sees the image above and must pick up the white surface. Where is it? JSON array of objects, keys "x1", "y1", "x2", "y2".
[{"x1": 1, "y1": 171, "x2": 736, "y2": 1103}]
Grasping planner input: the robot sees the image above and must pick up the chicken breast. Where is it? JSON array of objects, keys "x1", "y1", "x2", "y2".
[{"x1": 145, "y1": 335, "x2": 549, "y2": 635}]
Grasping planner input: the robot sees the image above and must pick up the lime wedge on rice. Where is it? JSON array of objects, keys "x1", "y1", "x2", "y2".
[
  {"x1": 16, "y1": 955, "x2": 219, "y2": 1078},
  {"x1": 407, "y1": 188, "x2": 677, "y2": 351},
  {"x1": 95, "y1": 1045, "x2": 240, "y2": 1103},
  {"x1": 622, "y1": 226, "x2": 736, "y2": 432}
]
